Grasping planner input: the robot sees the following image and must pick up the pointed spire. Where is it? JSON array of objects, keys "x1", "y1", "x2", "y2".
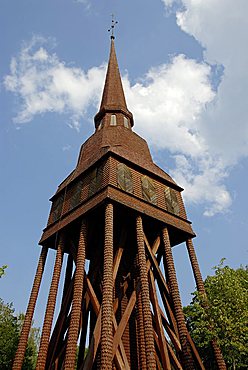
[
  {"x1": 94, "y1": 39, "x2": 133, "y2": 130},
  {"x1": 100, "y1": 39, "x2": 127, "y2": 112}
]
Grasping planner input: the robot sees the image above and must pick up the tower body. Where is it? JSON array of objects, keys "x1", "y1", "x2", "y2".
[{"x1": 13, "y1": 40, "x2": 226, "y2": 370}]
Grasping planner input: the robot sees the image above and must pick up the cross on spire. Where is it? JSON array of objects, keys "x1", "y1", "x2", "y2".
[{"x1": 108, "y1": 14, "x2": 118, "y2": 39}]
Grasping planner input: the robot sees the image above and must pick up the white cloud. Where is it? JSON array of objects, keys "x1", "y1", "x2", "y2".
[
  {"x1": 170, "y1": 155, "x2": 231, "y2": 216},
  {"x1": 159, "y1": 0, "x2": 248, "y2": 215},
  {"x1": 75, "y1": 0, "x2": 91, "y2": 9},
  {"x1": 161, "y1": 0, "x2": 248, "y2": 164},
  {"x1": 4, "y1": 35, "x2": 105, "y2": 130},
  {"x1": 75, "y1": 0, "x2": 91, "y2": 10},
  {"x1": 122, "y1": 57, "x2": 232, "y2": 216},
  {"x1": 124, "y1": 55, "x2": 214, "y2": 157}
]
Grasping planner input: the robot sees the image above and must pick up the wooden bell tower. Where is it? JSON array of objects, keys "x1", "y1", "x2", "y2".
[{"x1": 13, "y1": 37, "x2": 226, "y2": 370}]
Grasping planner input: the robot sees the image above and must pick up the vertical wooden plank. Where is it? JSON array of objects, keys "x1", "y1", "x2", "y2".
[
  {"x1": 36, "y1": 235, "x2": 64, "y2": 370},
  {"x1": 149, "y1": 270, "x2": 171, "y2": 370},
  {"x1": 13, "y1": 246, "x2": 48, "y2": 370},
  {"x1": 136, "y1": 215, "x2": 156, "y2": 369},
  {"x1": 100, "y1": 203, "x2": 114, "y2": 369},
  {"x1": 162, "y1": 228, "x2": 194, "y2": 370},
  {"x1": 64, "y1": 221, "x2": 87, "y2": 369}
]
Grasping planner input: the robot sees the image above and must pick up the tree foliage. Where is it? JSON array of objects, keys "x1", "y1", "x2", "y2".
[
  {"x1": 184, "y1": 260, "x2": 248, "y2": 369},
  {"x1": 0, "y1": 265, "x2": 8, "y2": 278},
  {"x1": 0, "y1": 299, "x2": 39, "y2": 369}
]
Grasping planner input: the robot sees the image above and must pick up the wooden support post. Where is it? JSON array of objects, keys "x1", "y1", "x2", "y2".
[
  {"x1": 82, "y1": 246, "x2": 124, "y2": 370},
  {"x1": 100, "y1": 202, "x2": 114, "y2": 370},
  {"x1": 64, "y1": 220, "x2": 87, "y2": 369},
  {"x1": 36, "y1": 235, "x2": 64, "y2": 370},
  {"x1": 186, "y1": 239, "x2": 226, "y2": 370},
  {"x1": 77, "y1": 300, "x2": 90, "y2": 368},
  {"x1": 112, "y1": 291, "x2": 136, "y2": 358},
  {"x1": 83, "y1": 231, "x2": 160, "y2": 370},
  {"x1": 136, "y1": 258, "x2": 147, "y2": 370},
  {"x1": 159, "y1": 308, "x2": 181, "y2": 352},
  {"x1": 162, "y1": 228, "x2": 194, "y2": 370},
  {"x1": 144, "y1": 235, "x2": 179, "y2": 337},
  {"x1": 136, "y1": 215, "x2": 156, "y2": 369},
  {"x1": 61, "y1": 254, "x2": 73, "y2": 304},
  {"x1": 149, "y1": 269, "x2": 171, "y2": 370},
  {"x1": 13, "y1": 246, "x2": 48, "y2": 370},
  {"x1": 46, "y1": 274, "x2": 75, "y2": 368}
]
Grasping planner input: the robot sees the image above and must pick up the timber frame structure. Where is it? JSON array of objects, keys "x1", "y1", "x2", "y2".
[{"x1": 13, "y1": 37, "x2": 226, "y2": 370}]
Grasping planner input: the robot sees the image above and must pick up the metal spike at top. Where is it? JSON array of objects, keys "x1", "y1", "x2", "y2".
[{"x1": 108, "y1": 14, "x2": 118, "y2": 39}]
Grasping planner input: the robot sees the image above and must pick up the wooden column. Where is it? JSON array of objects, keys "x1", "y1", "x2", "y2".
[
  {"x1": 64, "y1": 220, "x2": 87, "y2": 369},
  {"x1": 136, "y1": 262, "x2": 147, "y2": 370},
  {"x1": 36, "y1": 235, "x2": 64, "y2": 370},
  {"x1": 186, "y1": 239, "x2": 227, "y2": 370},
  {"x1": 162, "y1": 228, "x2": 194, "y2": 370},
  {"x1": 100, "y1": 203, "x2": 114, "y2": 370},
  {"x1": 136, "y1": 215, "x2": 156, "y2": 370},
  {"x1": 13, "y1": 246, "x2": 48, "y2": 370}
]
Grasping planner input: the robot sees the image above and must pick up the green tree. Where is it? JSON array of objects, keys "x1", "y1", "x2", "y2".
[
  {"x1": 0, "y1": 265, "x2": 7, "y2": 278},
  {"x1": 184, "y1": 260, "x2": 248, "y2": 369},
  {"x1": 0, "y1": 299, "x2": 39, "y2": 369},
  {"x1": 0, "y1": 299, "x2": 19, "y2": 369}
]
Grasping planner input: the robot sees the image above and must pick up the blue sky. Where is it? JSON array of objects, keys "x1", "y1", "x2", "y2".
[{"x1": 0, "y1": 0, "x2": 247, "y2": 327}]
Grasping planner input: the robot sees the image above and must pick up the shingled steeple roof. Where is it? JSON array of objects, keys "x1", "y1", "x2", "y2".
[
  {"x1": 94, "y1": 39, "x2": 134, "y2": 129},
  {"x1": 54, "y1": 37, "x2": 179, "y2": 195}
]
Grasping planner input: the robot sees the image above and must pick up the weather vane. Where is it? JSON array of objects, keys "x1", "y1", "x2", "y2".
[{"x1": 108, "y1": 14, "x2": 118, "y2": 39}]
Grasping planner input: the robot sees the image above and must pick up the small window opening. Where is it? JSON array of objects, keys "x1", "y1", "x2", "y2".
[
  {"x1": 123, "y1": 117, "x2": 129, "y2": 128},
  {"x1": 110, "y1": 114, "x2": 117, "y2": 126},
  {"x1": 98, "y1": 120, "x2": 103, "y2": 130}
]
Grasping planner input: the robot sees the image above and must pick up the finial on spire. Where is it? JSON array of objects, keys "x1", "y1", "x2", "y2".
[{"x1": 108, "y1": 14, "x2": 118, "y2": 39}]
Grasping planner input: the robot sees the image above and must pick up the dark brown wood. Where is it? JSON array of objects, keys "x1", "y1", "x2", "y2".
[
  {"x1": 136, "y1": 215, "x2": 156, "y2": 369},
  {"x1": 46, "y1": 275, "x2": 74, "y2": 369},
  {"x1": 61, "y1": 253, "x2": 73, "y2": 304},
  {"x1": 166, "y1": 343, "x2": 183, "y2": 370},
  {"x1": 64, "y1": 221, "x2": 87, "y2": 369},
  {"x1": 144, "y1": 235, "x2": 179, "y2": 337},
  {"x1": 13, "y1": 246, "x2": 48, "y2": 370},
  {"x1": 112, "y1": 313, "x2": 131, "y2": 370},
  {"x1": 112, "y1": 291, "x2": 136, "y2": 358},
  {"x1": 149, "y1": 269, "x2": 171, "y2": 370},
  {"x1": 77, "y1": 298, "x2": 90, "y2": 367},
  {"x1": 82, "y1": 245, "x2": 126, "y2": 370},
  {"x1": 101, "y1": 202, "x2": 114, "y2": 369},
  {"x1": 162, "y1": 227, "x2": 194, "y2": 370},
  {"x1": 36, "y1": 235, "x2": 64, "y2": 370},
  {"x1": 160, "y1": 308, "x2": 181, "y2": 352},
  {"x1": 187, "y1": 332, "x2": 206, "y2": 370}
]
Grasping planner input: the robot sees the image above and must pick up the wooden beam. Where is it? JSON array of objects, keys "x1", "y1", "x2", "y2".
[
  {"x1": 113, "y1": 315, "x2": 130, "y2": 370},
  {"x1": 36, "y1": 236, "x2": 64, "y2": 370},
  {"x1": 144, "y1": 235, "x2": 179, "y2": 337},
  {"x1": 46, "y1": 273, "x2": 75, "y2": 368},
  {"x1": 64, "y1": 221, "x2": 87, "y2": 370},
  {"x1": 136, "y1": 215, "x2": 156, "y2": 369},
  {"x1": 160, "y1": 308, "x2": 181, "y2": 352},
  {"x1": 83, "y1": 231, "x2": 160, "y2": 370},
  {"x1": 187, "y1": 332, "x2": 206, "y2": 370},
  {"x1": 113, "y1": 247, "x2": 124, "y2": 281},
  {"x1": 162, "y1": 228, "x2": 194, "y2": 370},
  {"x1": 167, "y1": 343, "x2": 183, "y2": 370},
  {"x1": 149, "y1": 270, "x2": 171, "y2": 370},
  {"x1": 82, "y1": 248, "x2": 129, "y2": 370},
  {"x1": 77, "y1": 301, "x2": 90, "y2": 368},
  {"x1": 13, "y1": 246, "x2": 48, "y2": 370},
  {"x1": 112, "y1": 291, "x2": 136, "y2": 359}
]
